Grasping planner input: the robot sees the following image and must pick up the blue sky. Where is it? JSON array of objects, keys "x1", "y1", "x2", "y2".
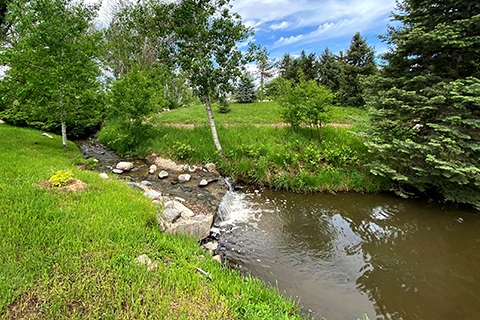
[{"x1": 231, "y1": 0, "x2": 397, "y2": 60}]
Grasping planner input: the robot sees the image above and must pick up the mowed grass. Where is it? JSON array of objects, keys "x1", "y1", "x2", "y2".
[
  {"x1": 0, "y1": 124, "x2": 302, "y2": 319},
  {"x1": 99, "y1": 101, "x2": 389, "y2": 193}
]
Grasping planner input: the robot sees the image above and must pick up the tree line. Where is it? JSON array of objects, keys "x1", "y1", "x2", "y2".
[{"x1": 0, "y1": 0, "x2": 478, "y2": 208}]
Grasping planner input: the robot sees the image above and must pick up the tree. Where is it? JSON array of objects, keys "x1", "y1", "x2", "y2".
[
  {"x1": 278, "y1": 51, "x2": 317, "y2": 83},
  {"x1": 0, "y1": 0, "x2": 103, "y2": 147},
  {"x1": 317, "y1": 48, "x2": 344, "y2": 93},
  {"x1": 235, "y1": 72, "x2": 256, "y2": 103},
  {"x1": 364, "y1": 0, "x2": 480, "y2": 208},
  {"x1": 275, "y1": 76, "x2": 333, "y2": 131},
  {"x1": 173, "y1": 0, "x2": 256, "y2": 155},
  {"x1": 255, "y1": 47, "x2": 275, "y2": 101},
  {"x1": 337, "y1": 32, "x2": 376, "y2": 108}
]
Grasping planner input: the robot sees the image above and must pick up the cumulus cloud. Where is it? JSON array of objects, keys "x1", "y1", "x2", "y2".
[{"x1": 232, "y1": 0, "x2": 396, "y2": 51}]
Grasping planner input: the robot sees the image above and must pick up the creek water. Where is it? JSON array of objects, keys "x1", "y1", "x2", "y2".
[{"x1": 216, "y1": 188, "x2": 480, "y2": 320}]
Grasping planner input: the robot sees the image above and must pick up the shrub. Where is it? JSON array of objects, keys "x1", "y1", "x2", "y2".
[
  {"x1": 275, "y1": 77, "x2": 333, "y2": 130},
  {"x1": 49, "y1": 170, "x2": 74, "y2": 187}
]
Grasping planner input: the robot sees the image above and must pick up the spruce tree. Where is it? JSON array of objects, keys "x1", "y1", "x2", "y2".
[
  {"x1": 365, "y1": 0, "x2": 480, "y2": 208},
  {"x1": 235, "y1": 73, "x2": 257, "y2": 103},
  {"x1": 317, "y1": 48, "x2": 344, "y2": 93},
  {"x1": 337, "y1": 32, "x2": 376, "y2": 108}
]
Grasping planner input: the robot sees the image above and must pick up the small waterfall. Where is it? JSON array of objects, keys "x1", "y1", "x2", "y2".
[{"x1": 216, "y1": 178, "x2": 260, "y2": 226}]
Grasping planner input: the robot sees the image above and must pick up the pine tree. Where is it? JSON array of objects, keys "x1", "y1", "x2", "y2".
[
  {"x1": 338, "y1": 32, "x2": 376, "y2": 108},
  {"x1": 365, "y1": 0, "x2": 480, "y2": 208},
  {"x1": 235, "y1": 73, "x2": 256, "y2": 103},
  {"x1": 255, "y1": 47, "x2": 275, "y2": 101},
  {"x1": 317, "y1": 48, "x2": 344, "y2": 93}
]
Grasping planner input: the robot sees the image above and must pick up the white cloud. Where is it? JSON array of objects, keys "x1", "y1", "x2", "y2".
[
  {"x1": 270, "y1": 21, "x2": 291, "y2": 30},
  {"x1": 232, "y1": 0, "x2": 396, "y2": 51}
]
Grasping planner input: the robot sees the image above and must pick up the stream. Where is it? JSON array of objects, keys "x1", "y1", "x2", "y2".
[
  {"x1": 78, "y1": 140, "x2": 480, "y2": 319},
  {"x1": 216, "y1": 188, "x2": 480, "y2": 320}
]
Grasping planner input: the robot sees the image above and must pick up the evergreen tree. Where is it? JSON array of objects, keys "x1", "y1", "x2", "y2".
[
  {"x1": 255, "y1": 47, "x2": 275, "y2": 101},
  {"x1": 278, "y1": 53, "x2": 298, "y2": 81},
  {"x1": 365, "y1": 0, "x2": 480, "y2": 208},
  {"x1": 338, "y1": 32, "x2": 376, "y2": 108},
  {"x1": 317, "y1": 48, "x2": 344, "y2": 93},
  {"x1": 235, "y1": 73, "x2": 257, "y2": 103}
]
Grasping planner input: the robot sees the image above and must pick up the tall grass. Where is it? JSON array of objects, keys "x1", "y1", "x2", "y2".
[
  {"x1": 99, "y1": 103, "x2": 390, "y2": 193},
  {"x1": 0, "y1": 124, "x2": 302, "y2": 319}
]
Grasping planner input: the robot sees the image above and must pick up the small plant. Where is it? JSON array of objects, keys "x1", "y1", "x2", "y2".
[
  {"x1": 172, "y1": 142, "x2": 195, "y2": 160},
  {"x1": 218, "y1": 97, "x2": 231, "y2": 114},
  {"x1": 49, "y1": 169, "x2": 74, "y2": 187}
]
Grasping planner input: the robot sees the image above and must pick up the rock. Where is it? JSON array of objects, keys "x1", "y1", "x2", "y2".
[
  {"x1": 174, "y1": 197, "x2": 186, "y2": 203},
  {"x1": 158, "y1": 171, "x2": 169, "y2": 179},
  {"x1": 203, "y1": 241, "x2": 218, "y2": 253},
  {"x1": 162, "y1": 200, "x2": 194, "y2": 222},
  {"x1": 180, "y1": 186, "x2": 192, "y2": 193},
  {"x1": 140, "y1": 180, "x2": 153, "y2": 187},
  {"x1": 205, "y1": 163, "x2": 216, "y2": 172},
  {"x1": 116, "y1": 161, "x2": 134, "y2": 171},
  {"x1": 144, "y1": 189, "x2": 162, "y2": 200},
  {"x1": 42, "y1": 132, "x2": 53, "y2": 139},
  {"x1": 134, "y1": 254, "x2": 158, "y2": 271},
  {"x1": 127, "y1": 182, "x2": 146, "y2": 191},
  {"x1": 148, "y1": 164, "x2": 158, "y2": 174},
  {"x1": 112, "y1": 169, "x2": 124, "y2": 174},
  {"x1": 212, "y1": 255, "x2": 222, "y2": 263},
  {"x1": 153, "y1": 157, "x2": 183, "y2": 172},
  {"x1": 131, "y1": 167, "x2": 140, "y2": 172},
  {"x1": 165, "y1": 214, "x2": 214, "y2": 241},
  {"x1": 178, "y1": 174, "x2": 191, "y2": 182},
  {"x1": 199, "y1": 179, "x2": 209, "y2": 187},
  {"x1": 135, "y1": 254, "x2": 152, "y2": 266},
  {"x1": 99, "y1": 173, "x2": 109, "y2": 179},
  {"x1": 93, "y1": 159, "x2": 99, "y2": 163}
]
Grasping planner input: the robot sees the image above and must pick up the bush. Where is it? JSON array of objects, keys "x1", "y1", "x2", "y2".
[
  {"x1": 275, "y1": 77, "x2": 333, "y2": 130},
  {"x1": 49, "y1": 170, "x2": 74, "y2": 187}
]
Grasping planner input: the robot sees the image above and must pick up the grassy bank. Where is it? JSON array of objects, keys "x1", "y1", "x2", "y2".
[
  {"x1": 0, "y1": 124, "x2": 302, "y2": 319},
  {"x1": 99, "y1": 101, "x2": 389, "y2": 193}
]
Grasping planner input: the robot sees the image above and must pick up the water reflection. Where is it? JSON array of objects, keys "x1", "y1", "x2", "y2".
[{"x1": 217, "y1": 190, "x2": 480, "y2": 319}]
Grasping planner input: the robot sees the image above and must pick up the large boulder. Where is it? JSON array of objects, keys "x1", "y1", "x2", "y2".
[
  {"x1": 163, "y1": 214, "x2": 214, "y2": 241},
  {"x1": 162, "y1": 200, "x2": 194, "y2": 222}
]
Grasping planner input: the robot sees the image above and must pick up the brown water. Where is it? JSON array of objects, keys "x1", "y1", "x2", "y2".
[{"x1": 217, "y1": 189, "x2": 480, "y2": 320}]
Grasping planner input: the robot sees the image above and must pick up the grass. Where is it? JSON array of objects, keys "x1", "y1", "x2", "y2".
[
  {"x1": 0, "y1": 124, "x2": 303, "y2": 319},
  {"x1": 99, "y1": 101, "x2": 389, "y2": 193}
]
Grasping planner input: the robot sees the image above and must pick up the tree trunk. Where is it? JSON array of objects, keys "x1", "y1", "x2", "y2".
[
  {"x1": 204, "y1": 95, "x2": 223, "y2": 155},
  {"x1": 61, "y1": 121, "x2": 67, "y2": 149}
]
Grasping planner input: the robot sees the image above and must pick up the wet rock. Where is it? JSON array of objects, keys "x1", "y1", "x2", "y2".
[
  {"x1": 180, "y1": 186, "x2": 192, "y2": 193},
  {"x1": 131, "y1": 167, "x2": 140, "y2": 172},
  {"x1": 99, "y1": 173, "x2": 109, "y2": 179},
  {"x1": 149, "y1": 164, "x2": 158, "y2": 174},
  {"x1": 127, "y1": 182, "x2": 146, "y2": 192},
  {"x1": 158, "y1": 171, "x2": 169, "y2": 179},
  {"x1": 178, "y1": 174, "x2": 191, "y2": 182},
  {"x1": 140, "y1": 180, "x2": 153, "y2": 187},
  {"x1": 112, "y1": 169, "x2": 124, "y2": 174},
  {"x1": 116, "y1": 161, "x2": 134, "y2": 171},
  {"x1": 199, "y1": 179, "x2": 209, "y2": 187}
]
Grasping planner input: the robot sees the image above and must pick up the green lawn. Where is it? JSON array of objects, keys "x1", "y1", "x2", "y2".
[
  {"x1": 152, "y1": 101, "x2": 369, "y2": 126},
  {"x1": 0, "y1": 124, "x2": 302, "y2": 319}
]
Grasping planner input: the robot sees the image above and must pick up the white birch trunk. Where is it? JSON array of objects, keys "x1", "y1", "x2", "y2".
[{"x1": 204, "y1": 95, "x2": 223, "y2": 155}]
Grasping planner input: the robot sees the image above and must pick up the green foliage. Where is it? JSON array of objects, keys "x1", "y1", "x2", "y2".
[
  {"x1": 108, "y1": 67, "x2": 169, "y2": 121},
  {"x1": 279, "y1": 51, "x2": 317, "y2": 83},
  {"x1": 0, "y1": 0, "x2": 104, "y2": 142},
  {"x1": 171, "y1": 142, "x2": 195, "y2": 161},
  {"x1": 218, "y1": 98, "x2": 231, "y2": 114},
  {"x1": 275, "y1": 77, "x2": 333, "y2": 130},
  {"x1": 235, "y1": 73, "x2": 257, "y2": 103},
  {"x1": 48, "y1": 169, "x2": 74, "y2": 187},
  {"x1": 337, "y1": 32, "x2": 377, "y2": 108},
  {"x1": 317, "y1": 48, "x2": 345, "y2": 93},
  {"x1": 365, "y1": 0, "x2": 480, "y2": 208}
]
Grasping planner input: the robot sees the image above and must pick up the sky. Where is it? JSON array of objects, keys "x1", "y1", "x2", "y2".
[
  {"x1": 93, "y1": 0, "x2": 398, "y2": 60},
  {"x1": 231, "y1": 0, "x2": 397, "y2": 59}
]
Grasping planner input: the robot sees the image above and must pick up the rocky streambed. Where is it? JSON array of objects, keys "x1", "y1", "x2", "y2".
[{"x1": 77, "y1": 139, "x2": 228, "y2": 258}]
